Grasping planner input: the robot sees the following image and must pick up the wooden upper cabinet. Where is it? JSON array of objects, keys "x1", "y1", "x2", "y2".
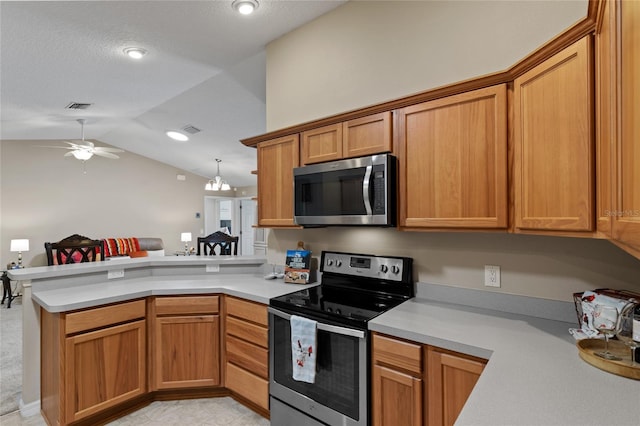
[
  {"x1": 611, "y1": 0, "x2": 640, "y2": 253},
  {"x1": 595, "y1": 0, "x2": 615, "y2": 237},
  {"x1": 343, "y1": 111, "x2": 392, "y2": 158},
  {"x1": 397, "y1": 84, "x2": 508, "y2": 229},
  {"x1": 301, "y1": 112, "x2": 392, "y2": 165},
  {"x1": 513, "y1": 36, "x2": 594, "y2": 233},
  {"x1": 257, "y1": 134, "x2": 300, "y2": 227},
  {"x1": 301, "y1": 123, "x2": 343, "y2": 165}
]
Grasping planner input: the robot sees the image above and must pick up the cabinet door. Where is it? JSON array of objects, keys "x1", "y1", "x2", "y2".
[
  {"x1": 65, "y1": 320, "x2": 146, "y2": 423},
  {"x1": 372, "y1": 365, "x2": 422, "y2": 426},
  {"x1": 611, "y1": 0, "x2": 640, "y2": 252},
  {"x1": 153, "y1": 315, "x2": 220, "y2": 390},
  {"x1": 513, "y1": 36, "x2": 594, "y2": 232},
  {"x1": 595, "y1": 0, "x2": 616, "y2": 237},
  {"x1": 343, "y1": 111, "x2": 392, "y2": 159},
  {"x1": 397, "y1": 85, "x2": 508, "y2": 229},
  {"x1": 426, "y1": 348, "x2": 486, "y2": 426},
  {"x1": 257, "y1": 134, "x2": 300, "y2": 227},
  {"x1": 301, "y1": 123, "x2": 343, "y2": 165}
]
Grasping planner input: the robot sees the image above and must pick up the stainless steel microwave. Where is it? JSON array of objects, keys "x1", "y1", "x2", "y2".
[{"x1": 293, "y1": 154, "x2": 396, "y2": 226}]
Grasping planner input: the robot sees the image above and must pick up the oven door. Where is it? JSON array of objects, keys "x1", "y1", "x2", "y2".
[{"x1": 269, "y1": 307, "x2": 368, "y2": 426}]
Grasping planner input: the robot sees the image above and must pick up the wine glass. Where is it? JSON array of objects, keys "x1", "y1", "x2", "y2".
[
  {"x1": 616, "y1": 301, "x2": 639, "y2": 365},
  {"x1": 592, "y1": 304, "x2": 621, "y2": 361}
]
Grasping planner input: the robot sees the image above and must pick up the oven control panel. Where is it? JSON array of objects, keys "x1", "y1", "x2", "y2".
[{"x1": 321, "y1": 251, "x2": 408, "y2": 282}]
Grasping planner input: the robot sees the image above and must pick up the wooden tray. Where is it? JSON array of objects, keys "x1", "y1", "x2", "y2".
[{"x1": 577, "y1": 339, "x2": 640, "y2": 380}]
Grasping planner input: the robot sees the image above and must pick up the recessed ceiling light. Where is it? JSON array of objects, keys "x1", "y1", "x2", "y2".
[
  {"x1": 232, "y1": 0, "x2": 258, "y2": 15},
  {"x1": 166, "y1": 130, "x2": 189, "y2": 142},
  {"x1": 123, "y1": 47, "x2": 147, "y2": 59}
]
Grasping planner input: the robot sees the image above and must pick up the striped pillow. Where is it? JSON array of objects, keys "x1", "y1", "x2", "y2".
[{"x1": 102, "y1": 237, "x2": 140, "y2": 257}]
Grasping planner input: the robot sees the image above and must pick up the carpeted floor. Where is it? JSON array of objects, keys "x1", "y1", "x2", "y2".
[{"x1": 0, "y1": 296, "x2": 22, "y2": 416}]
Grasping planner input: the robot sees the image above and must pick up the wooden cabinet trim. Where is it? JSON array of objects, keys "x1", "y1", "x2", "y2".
[
  {"x1": 65, "y1": 299, "x2": 145, "y2": 335},
  {"x1": 154, "y1": 295, "x2": 219, "y2": 315}
]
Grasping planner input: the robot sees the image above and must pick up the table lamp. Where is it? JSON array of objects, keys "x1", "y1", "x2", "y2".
[
  {"x1": 181, "y1": 232, "x2": 192, "y2": 255},
  {"x1": 10, "y1": 239, "x2": 30, "y2": 268}
]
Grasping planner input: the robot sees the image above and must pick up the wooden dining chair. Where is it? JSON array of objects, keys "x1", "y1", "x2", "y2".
[
  {"x1": 44, "y1": 234, "x2": 105, "y2": 266},
  {"x1": 196, "y1": 231, "x2": 239, "y2": 256}
]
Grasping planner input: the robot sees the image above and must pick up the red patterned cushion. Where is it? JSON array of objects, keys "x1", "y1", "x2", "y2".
[{"x1": 102, "y1": 237, "x2": 140, "y2": 257}]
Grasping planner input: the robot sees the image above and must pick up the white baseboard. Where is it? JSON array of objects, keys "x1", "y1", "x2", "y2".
[{"x1": 19, "y1": 398, "x2": 40, "y2": 417}]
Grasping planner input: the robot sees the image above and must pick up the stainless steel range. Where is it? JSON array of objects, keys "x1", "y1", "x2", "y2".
[{"x1": 269, "y1": 251, "x2": 414, "y2": 426}]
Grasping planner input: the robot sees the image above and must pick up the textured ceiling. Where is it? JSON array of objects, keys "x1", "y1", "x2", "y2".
[{"x1": 0, "y1": 0, "x2": 346, "y2": 187}]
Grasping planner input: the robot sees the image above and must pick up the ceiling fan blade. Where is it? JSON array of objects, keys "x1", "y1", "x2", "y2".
[
  {"x1": 35, "y1": 145, "x2": 75, "y2": 150},
  {"x1": 93, "y1": 151, "x2": 120, "y2": 159},
  {"x1": 93, "y1": 147, "x2": 125, "y2": 153},
  {"x1": 63, "y1": 151, "x2": 76, "y2": 157}
]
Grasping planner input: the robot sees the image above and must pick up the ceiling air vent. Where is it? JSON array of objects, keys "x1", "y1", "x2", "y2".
[
  {"x1": 182, "y1": 124, "x2": 202, "y2": 135},
  {"x1": 65, "y1": 102, "x2": 93, "y2": 110}
]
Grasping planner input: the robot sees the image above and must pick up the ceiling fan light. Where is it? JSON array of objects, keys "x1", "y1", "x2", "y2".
[
  {"x1": 232, "y1": 0, "x2": 258, "y2": 15},
  {"x1": 72, "y1": 150, "x2": 93, "y2": 161},
  {"x1": 124, "y1": 47, "x2": 147, "y2": 59},
  {"x1": 166, "y1": 130, "x2": 189, "y2": 142}
]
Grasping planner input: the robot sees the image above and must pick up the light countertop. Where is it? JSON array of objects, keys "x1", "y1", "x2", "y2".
[
  {"x1": 369, "y1": 298, "x2": 640, "y2": 426},
  {"x1": 31, "y1": 274, "x2": 316, "y2": 312}
]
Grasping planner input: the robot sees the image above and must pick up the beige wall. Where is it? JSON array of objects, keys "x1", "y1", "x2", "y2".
[
  {"x1": 0, "y1": 140, "x2": 221, "y2": 267},
  {"x1": 266, "y1": 0, "x2": 587, "y2": 130},
  {"x1": 263, "y1": 0, "x2": 640, "y2": 302}
]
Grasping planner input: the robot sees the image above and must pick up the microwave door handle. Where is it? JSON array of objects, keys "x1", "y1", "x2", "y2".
[{"x1": 362, "y1": 165, "x2": 373, "y2": 216}]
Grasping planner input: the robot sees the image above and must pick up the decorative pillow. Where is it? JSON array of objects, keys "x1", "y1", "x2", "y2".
[
  {"x1": 146, "y1": 249, "x2": 165, "y2": 257},
  {"x1": 129, "y1": 250, "x2": 148, "y2": 258},
  {"x1": 102, "y1": 237, "x2": 140, "y2": 257}
]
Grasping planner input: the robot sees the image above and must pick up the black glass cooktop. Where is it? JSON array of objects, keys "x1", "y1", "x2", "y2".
[{"x1": 270, "y1": 284, "x2": 408, "y2": 329}]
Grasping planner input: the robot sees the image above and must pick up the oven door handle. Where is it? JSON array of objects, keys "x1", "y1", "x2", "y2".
[{"x1": 269, "y1": 307, "x2": 366, "y2": 339}]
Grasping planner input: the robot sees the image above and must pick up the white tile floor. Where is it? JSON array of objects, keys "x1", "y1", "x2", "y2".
[{"x1": 0, "y1": 397, "x2": 270, "y2": 426}]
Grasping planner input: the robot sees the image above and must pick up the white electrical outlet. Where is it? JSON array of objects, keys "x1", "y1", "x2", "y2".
[
  {"x1": 107, "y1": 269, "x2": 124, "y2": 279},
  {"x1": 484, "y1": 265, "x2": 501, "y2": 287}
]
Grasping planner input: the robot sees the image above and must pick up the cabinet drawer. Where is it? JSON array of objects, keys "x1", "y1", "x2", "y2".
[
  {"x1": 372, "y1": 333, "x2": 422, "y2": 375},
  {"x1": 226, "y1": 335, "x2": 268, "y2": 379},
  {"x1": 226, "y1": 362, "x2": 269, "y2": 411},
  {"x1": 65, "y1": 299, "x2": 146, "y2": 335},
  {"x1": 226, "y1": 297, "x2": 267, "y2": 326},
  {"x1": 226, "y1": 316, "x2": 268, "y2": 348},
  {"x1": 154, "y1": 295, "x2": 219, "y2": 315}
]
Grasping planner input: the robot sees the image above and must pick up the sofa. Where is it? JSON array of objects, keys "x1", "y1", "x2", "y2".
[{"x1": 101, "y1": 237, "x2": 165, "y2": 258}]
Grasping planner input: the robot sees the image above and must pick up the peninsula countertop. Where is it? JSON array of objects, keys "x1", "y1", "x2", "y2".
[
  {"x1": 369, "y1": 298, "x2": 640, "y2": 426},
  {"x1": 31, "y1": 273, "x2": 316, "y2": 312}
]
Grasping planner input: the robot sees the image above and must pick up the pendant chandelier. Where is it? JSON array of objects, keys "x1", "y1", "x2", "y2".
[{"x1": 205, "y1": 158, "x2": 231, "y2": 191}]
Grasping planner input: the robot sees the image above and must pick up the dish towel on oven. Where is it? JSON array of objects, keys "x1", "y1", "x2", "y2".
[{"x1": 290, "y1": 315, "x2": 317, "y2": 383}]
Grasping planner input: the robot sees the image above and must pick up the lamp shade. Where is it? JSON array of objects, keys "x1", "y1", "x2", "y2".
[
  {"x1": 10, "y1": 239, "x2": 30, "y2": 252},
  {"x1": 181, "y1": 232, "x2": 192, "y2": 243}
]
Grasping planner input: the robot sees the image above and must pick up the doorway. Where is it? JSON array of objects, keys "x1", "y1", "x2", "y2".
[{"x1": 204, "y1": 196, "x2": 256, "y2": 255}]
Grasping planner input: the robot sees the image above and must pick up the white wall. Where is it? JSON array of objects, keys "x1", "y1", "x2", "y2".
[
  {"x1": 266, "y1": 0, "x2": 587, "y2": 130},
  {"x1": 263, "y1": 0, "x2": 640, "y2": 302},
  {"x1": 1, "y1": 140, "x2": 213, "y2": 266}
]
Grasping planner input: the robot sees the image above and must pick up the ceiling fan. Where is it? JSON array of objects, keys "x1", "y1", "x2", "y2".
[{"x1": 40, "y1": 119, "x2": 124, "y2": 161}]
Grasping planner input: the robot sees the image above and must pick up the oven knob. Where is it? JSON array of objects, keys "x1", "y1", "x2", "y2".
[
  {"x1": 327, "y1": 307, "x2": 333, "y2": 313},
  {"x1": 380, "y1": 264, "x2": 388, "y2": 273},
  {"x1": 391, "y1": 265, "x2": 401, "y2": 274},
  {"x1": 327, "y1": 259, "x2": 334, "y2": 266},
  {"x1": 336, "y1": 309, "x2": 342, "y2": 315},
  {"x1": 335, "y1": 260, "x2": 342, "y2": 267}
]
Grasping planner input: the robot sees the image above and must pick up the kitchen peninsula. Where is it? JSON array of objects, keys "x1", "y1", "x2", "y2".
[{"x1": 9, "y1": 257, "x2": 640, "y2": 426}]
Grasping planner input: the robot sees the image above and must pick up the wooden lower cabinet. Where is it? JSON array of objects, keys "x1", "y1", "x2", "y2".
[
  {"x1": 426, "y1": 347, "x2": 486, "y2": 426},
  {"x1": 41, "y1": 299, "x2": 147, "y2": 425},
  {"x1": 224, "y1": 296, "x2": 269, "y2": 413},
  {"x1": 372, "y1": 333, "x2": 486, "y2": 426},
  {"x1": 150, "y1": 296, "x2": 220, "y2": 390}
]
